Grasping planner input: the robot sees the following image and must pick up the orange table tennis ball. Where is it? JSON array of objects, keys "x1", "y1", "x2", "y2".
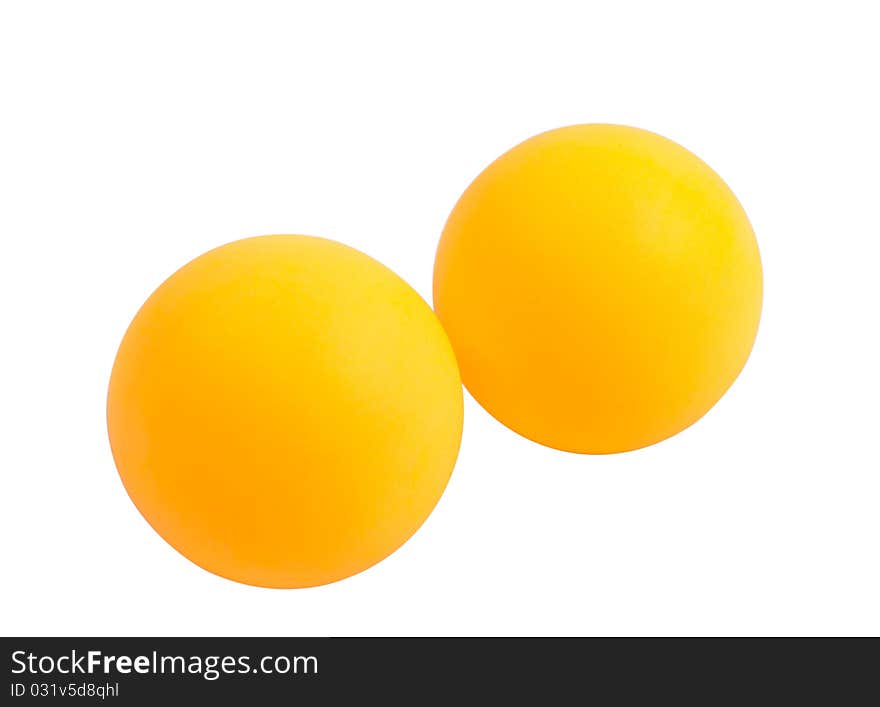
[
  {"x1": 108, "y1": 235, "x2": 462, "y2": 588},
  {"x1": 434, "y1": 124, "x2": 762, "y2": 454}
]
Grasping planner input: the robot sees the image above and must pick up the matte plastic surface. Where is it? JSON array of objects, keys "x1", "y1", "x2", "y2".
[
  {"x1": 109, "y1": 235, "x2": 463, "y2": 587},
  {"x1": 434, "y1": 124, "x2": 762, "y2": 454}
]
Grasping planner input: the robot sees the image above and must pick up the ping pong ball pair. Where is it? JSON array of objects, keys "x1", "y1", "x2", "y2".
[{"x1": 108, "y1": 124, "x2": 762, "y2": 588}]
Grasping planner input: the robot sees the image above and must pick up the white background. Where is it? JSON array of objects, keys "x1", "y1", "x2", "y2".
[{"x1": 1, "y1": 1, "x2": 878, "y2": 637}]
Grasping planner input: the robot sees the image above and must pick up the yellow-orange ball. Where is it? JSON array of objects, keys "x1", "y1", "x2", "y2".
[
  {"x1": 434, "y1": 124, "x2": 762, "y2": 454},
  {"x1": 108, "y1": 235, "x2": 462, "y2": 588}
]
